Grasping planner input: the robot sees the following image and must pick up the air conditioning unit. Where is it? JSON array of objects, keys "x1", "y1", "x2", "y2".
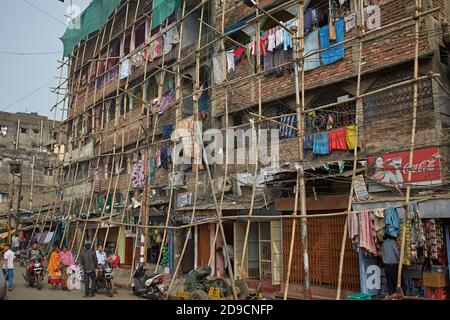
[{"x1": 169, "y1": 171, "x2": 184, "y2": 186}]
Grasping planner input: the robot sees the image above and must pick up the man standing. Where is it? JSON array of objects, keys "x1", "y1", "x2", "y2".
[
  {"x1": 79, "y1": 243, "x2": 98, "y2": 298},
  {"x1": 2, "y1": 243, "x2": 15, "y2": 291},
  {"x1": 11, "y1": 234, "x2": 20, "y2": 252},
  {"x1": 381, "y1": 234, "x2": 400, "y2": 296},
  {"x1": 96, "y1": 245, "x2": 107, "y2": 266}
]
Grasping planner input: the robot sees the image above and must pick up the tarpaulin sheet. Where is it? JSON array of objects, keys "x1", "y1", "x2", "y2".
[
  {"x1": 60, "y1": 0, "x2": 122, "y2": 57},
  {"x1": 152, "y1": 0, "x2": 181, "y2": 29}
]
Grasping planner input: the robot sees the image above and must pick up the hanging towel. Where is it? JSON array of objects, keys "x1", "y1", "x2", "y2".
[
  {"x1": 304, "y1": 29, "x2": 320, "y2": 71},
  {"x1": 359, "y1": 211, "x2": 376, "y2": 254},
  {"x1": 346, "y1": 124, "x2": 356, "y2": 149},
  {"x1": 329, "y1": 127, "x2": 348, "y2": 151},
  {"x1": 119, "y1": 58, "x2": 130, "y2": 79},
  {"x1": 226, "y1": 50, "x2": 235, "y2": 73},
  {"x1": 213, "y1": 54, "x2": 224, "y2": 85},
  {"x1": 319, "y1": 18, "x2": 345, "y2": 65},
  {"x1": 313, "y1": 133, "x2": 330, "y2": 155},
  {"x1": 385, "y1": 206, "x2": 401, "y2": 237}
]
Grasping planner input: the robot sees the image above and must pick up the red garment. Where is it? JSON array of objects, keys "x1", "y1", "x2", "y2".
[
  {"x1": 253, "y1": 37, "x2": 267, "y2": 56},
  {"x1": 328, "y1": 127, "x2": 348, "y2": 151},
  {"x1": 233, "y1": 47, "x2": 245, "y2": 64}
]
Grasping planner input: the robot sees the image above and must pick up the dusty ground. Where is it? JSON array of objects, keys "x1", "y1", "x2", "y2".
[{"x1": 3, "y1": 264, "x2": 141, "y2": 300}]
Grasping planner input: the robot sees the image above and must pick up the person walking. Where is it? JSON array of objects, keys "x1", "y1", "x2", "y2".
[
  {"x1": 79, "y1": 243, "x2": 98, "y2": 298},
  {"x1": 2, "y1": 243, "x2": 15, "y2": 291}
]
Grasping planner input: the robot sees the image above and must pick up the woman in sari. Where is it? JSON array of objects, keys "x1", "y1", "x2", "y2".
[
  {"x1": 48, "y1": 247, "x2": 62, "y2": 288},
  {"x1": 59, "y1": 245, "x2": 75, "y2": 291}
]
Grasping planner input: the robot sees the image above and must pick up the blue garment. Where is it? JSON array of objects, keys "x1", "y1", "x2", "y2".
[
  {"x1": 304, "y1": 29, "x2": 320, "y2": 71},
  {"x1": 313, "y1": 133, "x2": 329, "y2": 155},
  {"x1": 304, "y1": 134, "x2": 314, "y2": 150},
  {"x1": 3, "y1": 268, "x2": 13, "y2": 290},
  {"x1": 319, "y1": 18, "x2": 345, "y2": 65},
  {"x1": 161, "y1": 144, "x2": 169, "y2": 170},
  {"x1": 304, "y1": 10, "x2": 313, "y2": 33},
  {"x1": 162, "y1": 124, "x2": 173, "y2": 138},
  {"x1": 385, "y1": 206, "x2": 401, "y2": 237},
  {"x1": 284, "y1": 19, "x2": 295, "y2": 51},
  {"x1": 198, "y1": 92, "x2": 209, "y2": 112}
]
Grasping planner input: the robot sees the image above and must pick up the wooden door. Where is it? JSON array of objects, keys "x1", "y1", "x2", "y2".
[
  {"x1": 197, "y1": 224, "x2": 210, "y2": 267},
  {"x1": 125, "y1": 237, "x2": 133, "y2": 266}
]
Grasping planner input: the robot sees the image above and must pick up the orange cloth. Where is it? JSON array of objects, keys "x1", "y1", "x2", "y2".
[{"x1": 48, "y1": 251, "x2": 61, "y2": 278}]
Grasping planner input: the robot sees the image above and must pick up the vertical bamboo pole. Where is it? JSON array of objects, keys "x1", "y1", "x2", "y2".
[
  {"x1": 284, "y1": 0, "x2": 310, "y2": 300},
  {"x1": 239, "y1": 0, "x2": 262, "y2": 279},
  {"x1": 336, "y1": 0, "x2": 364, "y2": 300},
  {"x1": 397, "y1": 0, "x2": 421, "y2": 292}
]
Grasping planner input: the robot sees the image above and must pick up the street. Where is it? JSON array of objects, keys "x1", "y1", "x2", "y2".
[{"x1": 3, "y1": 264, "x2": 141, "y2": 300}]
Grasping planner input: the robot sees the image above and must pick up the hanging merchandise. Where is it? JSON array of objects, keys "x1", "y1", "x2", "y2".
[
  {"x1": 372, "y1": 209, "x2": 385, "y2": 242},
  {"x1": 385, "y1": 206, "x2": 400, "y2": 238},
  {"x1": 408, "y1": 202, "x2": 425, "y2": 262},
  {"x1": 347, "y1": 211, "x2": 359, "y2": 244},
  {"x1": 400, "y1": 219, "x2": 412, "y2": 266},
  {"x1": 423, "y1": 219, "x2": 446, "y2": 264},
  {"x1": 359, "y1": 211, "x2": 376, "y2": 254}
]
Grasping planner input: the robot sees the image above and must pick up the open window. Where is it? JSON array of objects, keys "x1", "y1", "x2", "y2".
[
  {"x1": 134, "y1": 22, "x2": 146, "y2": 49},
  {"x1": 123, "y1": 32, "x2": 132, "y2": 56},
  {"x1": 108, "y1": 99, "x2": 116, "y2": 121}
]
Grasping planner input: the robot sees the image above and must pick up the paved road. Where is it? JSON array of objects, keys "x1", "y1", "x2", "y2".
[{"x1": 4, "y1": 264, "x2": 141, "y2": 300}]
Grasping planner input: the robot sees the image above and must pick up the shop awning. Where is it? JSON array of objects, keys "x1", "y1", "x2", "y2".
[{"x1": 352, "y1": 196, "x2": 450, "y2": 219}]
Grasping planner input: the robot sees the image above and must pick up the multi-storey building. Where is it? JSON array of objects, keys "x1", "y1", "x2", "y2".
[
  {"x1": 0, "y1": 111, "x2": 63, "y2": 239},
  {"x1": 59, "y1": 0, "x2": 450, "y2": 299}
]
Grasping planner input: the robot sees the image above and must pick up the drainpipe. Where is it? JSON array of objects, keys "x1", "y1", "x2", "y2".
[
  {"x1": 39, "y1": 120, "x2": 44, "y2": 152},
  {"x1": 29, "y1": 155, "x2": 35, "y2": 211}
]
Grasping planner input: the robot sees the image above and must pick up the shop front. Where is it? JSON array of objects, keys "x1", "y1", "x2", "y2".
[{"x1": 352, "y1": 197, "x2": 450, "y2": 299}]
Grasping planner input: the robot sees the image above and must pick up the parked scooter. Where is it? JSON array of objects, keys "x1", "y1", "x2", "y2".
[
  {"x1": 131, "y1": 262, "x2": 167, "y2": 300},
  {"x1": 23, "y1": 258, "x2": 45, "y2": 290},
  {"x1": 94, "y1": 262, "x2": 114, "y2": 297}
]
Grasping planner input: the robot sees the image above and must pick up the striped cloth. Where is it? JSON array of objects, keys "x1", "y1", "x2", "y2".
[{"x1": 279, "y1": 115, "x2": 297, "y2": 139}]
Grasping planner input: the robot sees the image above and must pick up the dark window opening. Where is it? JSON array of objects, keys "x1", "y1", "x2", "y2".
[
  {"x1": 10, "y1": 163, "x2": 21, "y2": 174},
  {"x1": 44, "y1": 167, "x2": 53, "y2": 176},
  {"x1": 33, "y1": 129, "x2": 39, "y2": 134},
  {"x1": 123, "y1": 33, "x2": 132, "y2": 56},
  {"x1": 135, "y1": 23, "x2": 146, "y2": 48},
  {"x1": 108, "y1": 100, "x2": 116, "y2": 121},
  {"x1": 440, "y1": 45, "x2": 449, "y2": 65},
  {"x1": 20, "y1": 128, "x2": 27, "y2": 134}
]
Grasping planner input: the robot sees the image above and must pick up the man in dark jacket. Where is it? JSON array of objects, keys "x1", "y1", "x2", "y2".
[{"x1": 79, "y1": 243, "x2": 98, "y2": 298}]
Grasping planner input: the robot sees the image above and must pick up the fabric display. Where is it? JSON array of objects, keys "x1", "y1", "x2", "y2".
[
  {"x1": 372, "y1": 209, "x2": 385, "y2": 242},
  {"x1": 359, "y1": 211, "x2": 377, "y2": 254},
  {"x1": 423, "y1": 219, "x2": 446, "y2": 264},
  {"x1": 408, "y1": 202, "x2": 425, "y2": 263},
  {"x1": 131, "y1": 160, "x2": 145, "y2": 188}
]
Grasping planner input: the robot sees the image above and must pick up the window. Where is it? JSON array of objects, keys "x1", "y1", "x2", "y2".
[
  {"x1": 10, "y1": 163, "x2": 21, "y2": 174},
  {"x1": 108, "y1": 99, "x2": 116, "y2": 121},
  {"x1": 123, "y1": 33, "x2": 132, "y2": 56},
  {"x1": 20, "y1": 128, "x2": 28, "y2": 134},
  {"x1": 33, "y1": 129, "x2": 39, "y2": 134},
  {"x1": 44, "y1": 167, "x2": 53, "y2": 176},
  {"x1": 440, "y1": 45, "x2": 449, "y2": 65},
  {"x1": 0, "y1": 193, "x2": 9, "y2": 204},
  {"x1": 134, "y1": 23, "x2": 146, "y2": 48}
]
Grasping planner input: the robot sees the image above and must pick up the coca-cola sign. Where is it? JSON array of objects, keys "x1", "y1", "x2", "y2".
[{"x1": 367, "y1": 147, "x2": 441, "y2": 187}]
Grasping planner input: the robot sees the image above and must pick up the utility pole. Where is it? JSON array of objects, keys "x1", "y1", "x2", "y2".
[
  {"x1": 7, "y1": 173, "x2": 15, "y2": 244},
  {"x1": 15, "y1": 161, "x2": 24, "y2": 235},
  {"x1": 30, "y1": 155, "x2": 35, "y2": 211}
]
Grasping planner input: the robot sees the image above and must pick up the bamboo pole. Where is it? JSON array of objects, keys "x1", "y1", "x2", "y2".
[
  {"x1": 336, "y1": 0, "x2": 365, "y2": 300},
  {"x1": 397, "y1": 0, "x2": 422, "y2": 293},
  {"x1": 240, "y1": 0, "x2": 263, "y2": 279},
  {"x1": 284, "y1": 0, "x2": 310, "y2": 300}
]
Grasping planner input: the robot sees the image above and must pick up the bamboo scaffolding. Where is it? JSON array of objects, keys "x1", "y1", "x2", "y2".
[
  {"x1": 397, "y1": 0, "x2": 422, "y2": 293},
  {"x1": 336, "y1": 0, "x2": 365, "y2": 300}
]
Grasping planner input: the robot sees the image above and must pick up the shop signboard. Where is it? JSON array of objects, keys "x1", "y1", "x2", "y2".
[
  {"x1": 353, "y1": 174, "x2": 369, "y2": 201},
  {"x1": 177, "y1": 192, "x2": 192, "y2": 208},
  {"x1": 367, "y1": 147, "x2": 441, "y2": 193}
]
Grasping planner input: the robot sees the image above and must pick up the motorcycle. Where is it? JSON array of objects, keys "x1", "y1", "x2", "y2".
[
  {"x1": 94, "y1": 262, "x2": 114, "y2": 297},
  {"x1": 23, "y1": 259, "x2": 45, "y2": 290},
  {"x1": 131, "y1": 262, "x2": 167, "y2": 300}
]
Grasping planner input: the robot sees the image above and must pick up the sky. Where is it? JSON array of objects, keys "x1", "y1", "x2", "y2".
[{"x1": 0, "y1": 0, "x2": 91, "y2": 119}]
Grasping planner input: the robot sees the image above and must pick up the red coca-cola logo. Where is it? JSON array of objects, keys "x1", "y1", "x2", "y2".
[{"x1": 402, "y1": 159, "x2": 437, "y2": 173}]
